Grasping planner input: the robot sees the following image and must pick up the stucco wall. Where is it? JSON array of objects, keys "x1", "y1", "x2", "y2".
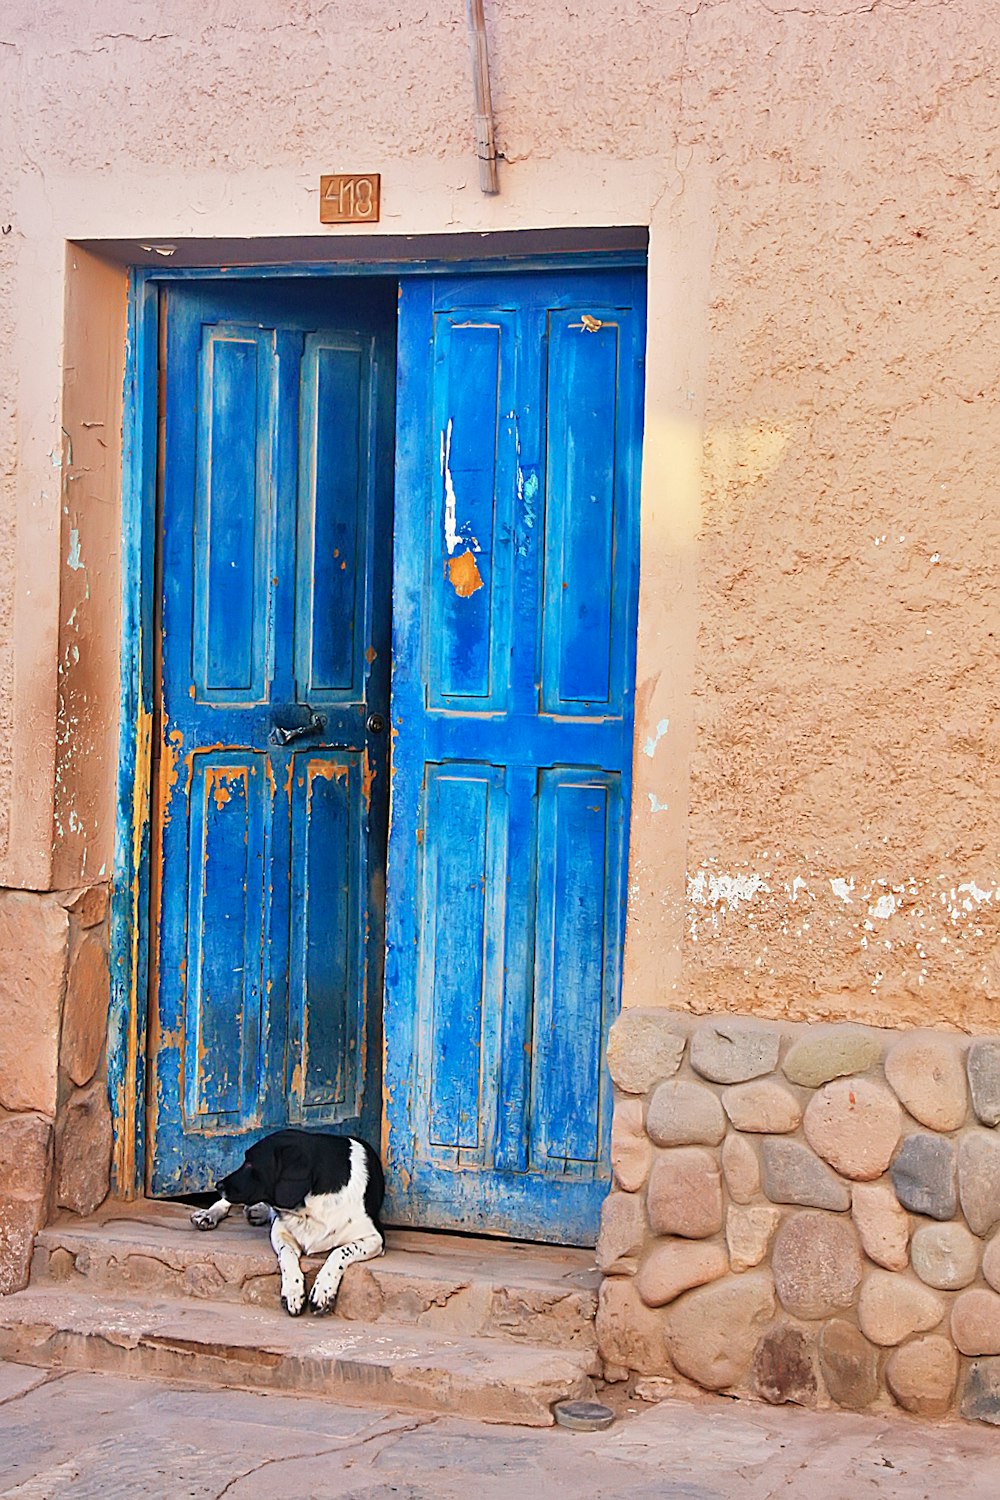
[{"x1": 0, "y1": 0, "x2": 996, "y2": 1031}]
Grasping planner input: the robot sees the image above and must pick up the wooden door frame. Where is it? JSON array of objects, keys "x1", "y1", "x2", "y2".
[{"x1": 109, "y1": 245, "x2": 647, "y2": 1200}]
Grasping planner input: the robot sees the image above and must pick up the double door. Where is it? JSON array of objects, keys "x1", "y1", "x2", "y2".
[{"x1": 149, "y1": 267, "x2": 645, "y2": 1246}]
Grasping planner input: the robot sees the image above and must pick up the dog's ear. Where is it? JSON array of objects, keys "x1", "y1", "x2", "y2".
[{"x1": 272, "y1": 1141, "x2": 312, "y2": 1209}]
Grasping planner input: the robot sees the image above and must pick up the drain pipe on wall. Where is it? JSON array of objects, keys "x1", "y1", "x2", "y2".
[{"x1": 466, "y1": 0, "x2": 500, "y2": 194}]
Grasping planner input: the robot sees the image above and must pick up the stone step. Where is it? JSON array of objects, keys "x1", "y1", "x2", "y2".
[
  {"x1": 31, "y1": 1202, "x2": 600, "y2": 1356},
  {"x1": 0, "y1": 1284, "x2": 598, "y2": 1426}
]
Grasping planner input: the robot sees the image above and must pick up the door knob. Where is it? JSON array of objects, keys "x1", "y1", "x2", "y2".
[{"x1": 366, "y1": 713, "x2": 386, "y2": 734}]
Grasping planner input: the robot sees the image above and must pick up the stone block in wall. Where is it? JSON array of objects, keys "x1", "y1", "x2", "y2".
[
  {"x1": 721, "y1": 1079, "x2": 801, "y2": 1133},
  {"x1": 0, "y1": 892, "x2": 69, "y2": 1114},
  {"x1": 0, "y1": 1197, "x2": 45, "y2": 1296},
  {"x1": 689, "y1": 1021, "x2": 779, "y2": 1085},
  {"x1": 606, "y1": 1010, "x2": 686, "y2": 1095},
  {"x1": 596, "y1": 1277, "x2": 671, "y2": 1376},
  {"x1": 884, "y1": 1033, "x2": 967, "y2": 1132},
  {"x1": 782, "y1": 1026, "x2": 882, "y2": 1088},
  {"x1": 61, "y1": 932, "x2": 109, "y2": 1088},
  {"x1": 817, "y1": 1320, "x2": 879, "y2": 1410},
  {"x1": 721, "y1": 1131, "x2": 760, "y2": 1203},
  {"x1": 0, "y1": 1111, "x2": 53, "y2": 1194},
  {"x1": 752, "y1": 1324, "x2": 817, "y2": 1406},
  {"x1": 957, "y1": 1129, "x2": 1000, "y2": 1236},
  {"x1": 910, "y1": 1221, "x2": 979, "y2": 1290},
  {"x1": 803, "y1": 1078, "x2": 901, "y2": 1181},
  {"x1": 760, "y1": 1138, "x2": 850, "y2": 1211},
  {"x1": 891, "y1": 1133, "x2": 957, "y2": 1220},
  {"x1": 647, "y1": 1147, "x2": 723, "y2": 1239},
  {"x1": 726, "y1": 1205, "x2": 780, "y2": 1272},
  {"x1": 59, "y1": 884, "x2": 109, "y2": 930},
  {"x1": 772, "y1": 1211, "x2": 862, "y2": 1319},
  {"x1": 664, "y1": 1270, "x2": 774, "y2": 1391},
  {"x1": 610, "y1": 1097, "x2": 652, "y2": 1191},
  {"x1": 850, "y1": 1182, "x2": 910, "y2": 1271},
  {"x1": 982, "y1": 1230, "x2": 1000, "y2": 1292},
  {"x1": 55, "y1": 1079, "x2": 112, "y2": 1216},
  {"x1": 961, "y1": 1358, "x2": 1000, "y2": 1425},
  {"x1": 885, "y1": 1336, "x2": 958, "y2": 1417},
  {"x1": 646, "y1": 1079, "x2": 725, "y2": 1147},
  {"x1": 0, "y1": 1113, "x2": 53, "y2": 1294},
  {"x1": 636, "y1": 1239, "x2": 728, "y2": 1307},
  {"x1": 596, "y1": 1191, "x2": 646, "y2": 1274},
  {"x1": 967, "y1": 1040, "x2": 1000, "y2": 1127},
  {"x1": 857, "y1": 1270, "x2": 945, "y2": 1346},
  {"x1": 951, "y1": 1288, "x2": 1000, "y2": 1357}
]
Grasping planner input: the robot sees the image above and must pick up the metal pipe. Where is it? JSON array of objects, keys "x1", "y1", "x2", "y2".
[{"x1": 466, "y1": 0, "x2": 500, "y2": 195}]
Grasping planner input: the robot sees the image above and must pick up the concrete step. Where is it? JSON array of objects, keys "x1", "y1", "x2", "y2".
[
  {"x1": 31, "y1": 1202, "x2": 600, "y2": 1356},
  {"x1": 0, "y1": 1283, "x2": 598, "y2": 1426}
]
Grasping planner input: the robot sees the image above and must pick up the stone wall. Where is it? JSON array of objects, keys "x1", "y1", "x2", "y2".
[
  {"x1": 0, "y1": 884, "x2": 113, "y2": 1293},
  {"x1": 598, "y1": 1010, "x2": 1000, "y2": 1425}
]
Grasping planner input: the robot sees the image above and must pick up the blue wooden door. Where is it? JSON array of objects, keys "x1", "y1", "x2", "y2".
[
  {"x1": 149, "y1": 281, "x2": 394, "y2": 1193},
  {"x1": 384, "y1": 267, "x2": 645, "y2": 1245}
]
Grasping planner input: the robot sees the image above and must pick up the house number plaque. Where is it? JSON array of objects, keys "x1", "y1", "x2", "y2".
[{"x1": 320, "y1": 174, "x2": 381, "y2": 224}]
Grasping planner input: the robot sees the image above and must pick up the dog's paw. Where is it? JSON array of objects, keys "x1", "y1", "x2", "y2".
[
  {"x1": 190, "y1": 1208, "x2": 219, "y2": 1232},
  {"x1": 280, "y1": 1283, "x2": 306, "y2": 1317},
  {"x1": 308, "y1": 1285, "x2": 339, "y2": 1317},
  {"x1": 244, "y1": 1202, "x2": 272, "y2": 1227}
]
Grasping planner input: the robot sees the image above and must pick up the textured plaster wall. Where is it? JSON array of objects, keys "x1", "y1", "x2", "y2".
[
  {"x1": 639, "y1": 0, "x2": 1000, "y2": 1031},
  {"x1": 0, "y1": 0, "x2": 996, "y2": 1030}
]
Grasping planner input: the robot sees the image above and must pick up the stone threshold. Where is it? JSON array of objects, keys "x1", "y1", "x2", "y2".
[
  {"x1": 34, "y1": 1199, "x2": 601, "y2": 1350},
  {"x1": 0, "y1": 1200, "x2": 603, "y2": 1426},
  {"x1": 0, "y1": 1284, "x2": 597, "y2": 1426}
]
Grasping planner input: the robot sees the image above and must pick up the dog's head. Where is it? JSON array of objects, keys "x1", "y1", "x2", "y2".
[{"x1": 218, "y1": 1135, "x2": 313, "y2": 1211}]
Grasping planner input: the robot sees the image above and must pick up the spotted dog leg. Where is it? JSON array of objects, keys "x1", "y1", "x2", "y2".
[
  {"x1": 308, "y1": 1229, "x2": 385, "y2": 1316},
  {"x1": 190, "y1": 1196, "x2": 232, "y2": 1232},
  {"x1": 270, "y1": 1215, "x2": 307, "y2": 1316}
]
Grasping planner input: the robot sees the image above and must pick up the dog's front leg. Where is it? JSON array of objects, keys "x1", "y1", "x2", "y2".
[
  {"x1": 190, "y1": 1196, "x2": 232, "y2": 1232},
  {"x1": 270, "y1": 1216, "x2": 306, "y2": 1316},
  {"x1": 244, "y1": 1202, "x2": 274, "y2": 1227},
  {"x1": 309, "y1": 1229, "x2": 384, "y2": 1316}
]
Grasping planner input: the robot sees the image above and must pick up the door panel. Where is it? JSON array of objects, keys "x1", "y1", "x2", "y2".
[
  {"x1": 419, "y1": 762, "x2": 506, "y2": 1161},
  {"x1": 182, "y1": 752, "x2": 268, "y2": 1131},
  {"x1": 385, "y1": 268, "x2": 645, "y2": 1245},
  {"x1": 287, "y1": 750, "x2": 366, "y2": 1120},
  {"x1": 149, "y1": 281, "x2": 394, "y2": 1194},
  {"x1": 531, "y1": 768, "x2": 621, "y2": 1168},
  {"x1": 427, "y1": 313, "x2": 516, "y2": 708}
]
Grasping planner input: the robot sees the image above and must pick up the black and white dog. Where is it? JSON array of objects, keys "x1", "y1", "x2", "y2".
[{"x1": 190, "y1": 1129, "x2": 384, "y2": 1317}]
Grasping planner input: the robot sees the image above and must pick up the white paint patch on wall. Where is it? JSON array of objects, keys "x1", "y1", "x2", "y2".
[
  {"x1": 688, "y1": 869, "x2": 769, "y2": 910},
  {"x1": 684, "y1": 866, "x2": 1000, "y2": 1000},
  {"x1": 643, "y1": 718, "x2": 670, "y2": 758},
  {"x1": 949, "y1": 881, "x2": 997, "y2": 912}
]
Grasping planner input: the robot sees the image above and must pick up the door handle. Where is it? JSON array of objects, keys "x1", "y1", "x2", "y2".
[{"x1": 268, "y1": 710, "x2": 328, "y2": 747}]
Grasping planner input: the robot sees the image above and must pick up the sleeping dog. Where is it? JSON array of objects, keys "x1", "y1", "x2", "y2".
[{"x1": 190, "y1": 1129, "x2": 384, "y2": 1316}]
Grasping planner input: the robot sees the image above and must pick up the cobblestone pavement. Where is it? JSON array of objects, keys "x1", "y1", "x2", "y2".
[{"x1": 1, "y1": 1360, "x2": 998, "y2": 1500}]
